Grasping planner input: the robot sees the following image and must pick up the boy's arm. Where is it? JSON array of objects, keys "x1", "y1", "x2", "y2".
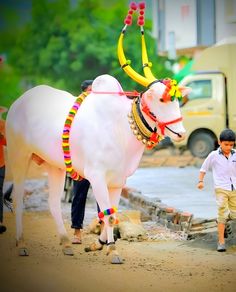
[
  {"x1": 197, "y1": 151, "x2": 213, "y2": 189},
  {"x1": 197, "y1": 171, "x2": 206, "y2": 189}
]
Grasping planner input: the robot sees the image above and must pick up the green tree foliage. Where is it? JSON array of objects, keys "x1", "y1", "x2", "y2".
[{"x1": 1, "y1": 0, "x2": 172, "y2": 106}]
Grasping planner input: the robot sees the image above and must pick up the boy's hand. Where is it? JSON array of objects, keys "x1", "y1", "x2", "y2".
[{"x1": 197, "y1": 181, "x2": 204, "y2": 189}]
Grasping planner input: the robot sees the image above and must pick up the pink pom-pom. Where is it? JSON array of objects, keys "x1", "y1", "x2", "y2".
[
  {"x1": 128, "y1": 9, "x2": 133, "y2": 15},
  {"x1": 137, "y1": 19, "x2": 145, "y2": 26},
  {"x1": 139, "y1": 10, "x2": 144, "y2": 15},
  {"x1": 125, "y1": 18, "x2": 132, "y2": 25},
  {"x1": 139, "y1": 2, "x2": 145, "y2": 10},
  {"x1": 130, "y1": 2, "x2": 137, "y2": 10}
]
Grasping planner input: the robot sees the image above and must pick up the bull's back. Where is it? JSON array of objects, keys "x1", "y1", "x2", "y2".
[{"x1": 6, "y1": 85, "x2": 75, "y2": 163}]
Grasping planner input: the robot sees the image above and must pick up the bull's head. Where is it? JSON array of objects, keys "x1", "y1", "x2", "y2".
[{"x1": 118, "y1": 2, "x2": 191, "y2": 144}]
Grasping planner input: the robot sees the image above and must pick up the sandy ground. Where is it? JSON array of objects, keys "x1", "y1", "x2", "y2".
[
  {"x1": 1, "y1": 150, "x2": 236, "y2": 292},
  {"x1": 1, "y1": 211, "x2": 236, "y2": 292}
]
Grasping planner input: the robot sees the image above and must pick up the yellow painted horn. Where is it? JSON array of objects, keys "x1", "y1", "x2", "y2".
[
  {"x1": 117, "y1": 30, "x2": 150, "y2": 87},
  {"x1": 141, "y1": 33, "x2": 157, "y2": 82}
]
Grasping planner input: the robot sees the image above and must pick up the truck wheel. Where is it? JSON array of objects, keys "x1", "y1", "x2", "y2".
[{"x1": 189, "y1": 132, "x2": 216, "y2": 158}]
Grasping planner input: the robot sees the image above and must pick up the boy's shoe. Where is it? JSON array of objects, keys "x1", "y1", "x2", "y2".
[
  {"x1": 217, "y1": 243, "x2": 226, "y2": 252},
  {"x1": 224, "y1": 222, "x2": 232, "y2": 238},
  {"x1": 0, "y1": 225, "x2": 7, "y2": 234}
]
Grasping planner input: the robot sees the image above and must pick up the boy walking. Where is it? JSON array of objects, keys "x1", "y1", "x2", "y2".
[{"x1": 197, "y1": 129, "x2": 236, "y2": 252}]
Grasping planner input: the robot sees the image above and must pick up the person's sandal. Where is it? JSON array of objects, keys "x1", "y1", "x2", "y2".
[{"x1": 71, "y1": 235, "x2": 82, "y2": 244}]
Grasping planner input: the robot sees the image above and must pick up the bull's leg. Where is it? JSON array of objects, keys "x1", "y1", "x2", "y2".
[
  {"x1": 46, "y1": 165, "x2": 73, "y2": 256},
  {"x1": 8, "y1": 149, "x2": 31, "y2": 256},
  {"x1": 105, "y1": 187, "x2": 123, "y2": 264},
  {"x1": 84, "y1": 176, "x2": 110, "y2": 252},
  {"x1": 85, "y1": 178, "x2": 123, "y2": 264},
  {"x1": 14, "y1": 181, "x2": 29, "y2": 256}
]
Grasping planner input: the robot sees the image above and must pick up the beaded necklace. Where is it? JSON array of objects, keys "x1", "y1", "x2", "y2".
[{"x1": 62, "y1": 91, "x2": 88, "y2": 180}]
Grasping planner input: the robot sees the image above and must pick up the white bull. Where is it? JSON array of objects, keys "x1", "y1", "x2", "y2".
[{"x1": 6, "y1": 74, "x2": 189, "y2": 263}]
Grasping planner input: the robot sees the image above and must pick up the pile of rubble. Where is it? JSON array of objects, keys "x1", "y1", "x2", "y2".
[{"x1": 121, "y1": 187, "x2": 218, "y2": 239}]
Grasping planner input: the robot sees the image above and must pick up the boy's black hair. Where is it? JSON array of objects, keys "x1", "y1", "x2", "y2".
[
  {"x1": 81, "y1": 80, "x2": 93, "y2": 91},
  {"x1": 219, "y1": 129, "x2": 236, "y2": 142}
]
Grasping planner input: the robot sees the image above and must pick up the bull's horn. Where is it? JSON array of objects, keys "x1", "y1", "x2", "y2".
[
  {"x1": 118, "y1": 29, "x2": 149, "y2": 87},
  {"x1": 141, "y1": 29, "x2": 157, "y2": 83}
]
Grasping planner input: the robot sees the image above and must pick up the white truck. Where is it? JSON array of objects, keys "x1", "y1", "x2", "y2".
[{"x1": 176, "y1": 38, "x2": 236, "y2": 158}]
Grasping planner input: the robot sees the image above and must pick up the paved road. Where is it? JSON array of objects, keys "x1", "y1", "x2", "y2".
[{"x1": 126, "y1": 166, "x2": 217, "y2": 219}]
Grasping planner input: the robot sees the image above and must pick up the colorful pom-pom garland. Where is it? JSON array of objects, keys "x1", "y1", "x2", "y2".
[
  {"x1": 98, "y1": 206, "x2": 118, "y2": 219},
  {"x1": 62, "y1": 92, "x2": 89, "y2": 180}
]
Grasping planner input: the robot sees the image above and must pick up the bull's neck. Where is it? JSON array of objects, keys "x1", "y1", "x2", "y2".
[{"x1": 128, "y1": 94, "x2": 163, "y2": 149}]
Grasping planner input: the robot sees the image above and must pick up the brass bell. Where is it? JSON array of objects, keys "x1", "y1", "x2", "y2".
[
  {"x1": 142, "y1": 139, "x2": 147, "y2": 144},
  {"x1": 133, "y1": 129, "x2": 138, "y2": 135},
  {"x1": 137, "y1": 135, "x2": 142, "y2": 140},
  {"x1": 128, "y1": 118, "x2": 134, "y2": 124},
  {"x1": 130, "y1": 124, "x2": 136, "y2": 130}
]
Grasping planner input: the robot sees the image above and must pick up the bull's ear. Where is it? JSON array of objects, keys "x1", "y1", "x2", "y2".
[{"x1": 179, "y1": 86, "x2": 192, "y2": 97}]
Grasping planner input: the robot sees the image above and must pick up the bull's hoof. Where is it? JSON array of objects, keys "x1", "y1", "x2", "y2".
[
  {"x1": 62, "y1": 246, "x2": 74, "y2": 256},
  {"x1": 18, "y1": 247, "x2": 29, "y2": 256},
  {"x1": 111, "y1": 255, "x2": 123, "y2": 264}
]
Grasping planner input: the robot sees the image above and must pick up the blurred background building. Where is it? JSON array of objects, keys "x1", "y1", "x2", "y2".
[{"x1": 150, "y1": 0, "x2": 236, "y2": 58}]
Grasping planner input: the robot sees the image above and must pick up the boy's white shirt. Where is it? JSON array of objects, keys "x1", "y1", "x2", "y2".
[{"x1": 200, "y1": 148, "x2": 236, "y2": 191}]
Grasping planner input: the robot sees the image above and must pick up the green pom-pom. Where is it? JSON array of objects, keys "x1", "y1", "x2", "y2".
[
  {"x1": 127, "y1": 59, "x2": 131, "y2": 65},
  {"x1": 148, "y1": 62, "x2": 152, "y2": 67}
]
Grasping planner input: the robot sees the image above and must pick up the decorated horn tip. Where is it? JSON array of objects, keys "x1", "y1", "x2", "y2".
[
  {"x1": 139, "y1": 2, "x2": 146, "y2": 9},
  {"x1": 138, "y1": 19, "x2": 145, "y2": 26},
  {"x1": 124, "y1": 14, "x2": 132, "y2": 25},
  {"x1": 130, "y1": 2, "x2": 138, "y2": 10}
]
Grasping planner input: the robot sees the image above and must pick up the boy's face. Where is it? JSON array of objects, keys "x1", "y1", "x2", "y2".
[{"x1": 218, "y1": 140, "x2": 235, "y2": 155}]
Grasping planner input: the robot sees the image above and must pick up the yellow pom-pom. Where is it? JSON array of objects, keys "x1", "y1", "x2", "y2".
[
  {"x1": 169, "y1": 87, "x2": 176, "y2": 96},
  {"x1": 148, "y1": 62, "x2": 152, "y2": 67}
]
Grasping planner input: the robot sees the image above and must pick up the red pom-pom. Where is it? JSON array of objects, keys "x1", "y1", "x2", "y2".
[
  {"x1": 138, "y1": 15, "x2": 144, "y2": 21},
  {"x1": 139, "y1": 10, "x2": 144, "y2": 15},
  {"x1": 130, "y1": 2, "x2": 137, "y2": 10},
  {"x1": 137, "y1": 19, "x2": 145, "y2": 26},
  {"x1": 127, "y1": 14, "x2": 132, "y2": 20},
  {"x1": 125, "y1": 18, "x2": 132, "y2": 25},
  {"x1": 128, "y1": 9, "x2": 133, "y2": 15},
  {"x1": 139, "y1": 2, "x2": 146, "y2": 9}
]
